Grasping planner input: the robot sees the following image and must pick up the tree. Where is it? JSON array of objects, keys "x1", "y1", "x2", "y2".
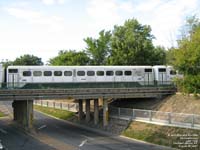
[
  {"x1": 13, "y1": 54, "x2": 43, "y2": 66},
  {"x1": 171, "y1": 16, "x2": 200, "y2": 93},
  {"x1": 84, "y1": 30, "x2": 111, "y2": 65},
  {"x1": 172, "y1": 16, "x2": 200, "y2": 75},
  {"x1": 108, "y1": 18, "x2": 155, "y2": 65},
  {"x1": 49, "y1": 50, "x2": 90, "y2": 65},
  {"x1": 151, "y1": 46, "x2": 166, "y2": 65}
]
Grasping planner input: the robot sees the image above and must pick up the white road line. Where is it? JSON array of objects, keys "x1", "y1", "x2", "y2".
[
  {"x1": 81, "y1": 135, "x2": 94, "y2": 141},
  {"x1": 0, "y1": 140, "x2": 4, "y2": 150},
  {"x1": 79, "y1": 139, "x2": 87, "y2": 147},
  {"x1": 38, "y1": 125, "x2": 47, "y2": 130},
  {"x1": 0, "y1": 129, "x2": 7, "y2": 134}
]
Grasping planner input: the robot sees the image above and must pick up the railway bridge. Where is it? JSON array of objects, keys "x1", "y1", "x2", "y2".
[{"x1": 0, "y1": 82, "x2": 176, "y2": 129}]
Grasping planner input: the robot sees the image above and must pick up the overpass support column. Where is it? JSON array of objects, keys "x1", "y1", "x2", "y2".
[
  {"x1": 12, "y1": 100, "x2": 33, "y2": 129},
  {"x1": 103, "y1": 98, "x2": 108, "y2": 126},
  {"x1": 94, "y1": 99, "x2": 99, "y2": 125},
  {"x1": 85, "y1": 99, "x2": 90, "y2": 122},
  {"x1": 78, "y1": 100, "x2": 83, "y2": 121}
]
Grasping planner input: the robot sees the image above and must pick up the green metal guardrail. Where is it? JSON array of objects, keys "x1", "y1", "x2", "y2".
[{"x1": 0, "y1": 81, "x2": 176, "y2": 90}]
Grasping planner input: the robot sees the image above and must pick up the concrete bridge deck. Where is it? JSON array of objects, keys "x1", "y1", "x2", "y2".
[
  {"x1": 0, "y1": 86, "x2": 176, "y2": 101},
  {"x1": 0, "y1": 83, "x2": 176, "y2": 129}
]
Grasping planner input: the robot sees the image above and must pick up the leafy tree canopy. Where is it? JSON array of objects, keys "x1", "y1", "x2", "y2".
[
  {"x1": 171, "y1": 16, "x2": 200, "y2": 75},
  {"x1": 84, "y1": 30, "x2": 111, "y2": 65},
  {"x1": 108, "y1": 18, "x2": 156, "y2": 65},
  {"x1": 49, "y1": 50, "x2": 89, "y2": 66},
  {"x1": 13, "y1": 54, "x2": 43, "y2": 66}
]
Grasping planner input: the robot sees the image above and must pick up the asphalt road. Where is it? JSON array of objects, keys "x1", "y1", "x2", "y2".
[{"x1": 0, "y1": 101, "x2": 173, "y2": 150}]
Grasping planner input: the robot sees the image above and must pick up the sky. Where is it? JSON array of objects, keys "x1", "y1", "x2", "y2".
[{"x1": 0, "y1": 0, "x2": 199, "y2": 63}]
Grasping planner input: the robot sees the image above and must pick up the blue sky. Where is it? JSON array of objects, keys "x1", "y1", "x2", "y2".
[{"x1": 0, "y1": 0, "x2": 199, "y2": 63}]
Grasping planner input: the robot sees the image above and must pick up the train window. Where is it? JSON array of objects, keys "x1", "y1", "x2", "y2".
[
  {"x1": 33, "y1": 71, "x2": 42, "y2": 76},
  {"x1": 145, "y1": 69, "x2": 152, "y2": 72},
  {"x1": 125, "y1": 71, "x2": 132, "y2": 76},
  {"x1": 44, "y1": 71, "x2": 52, "y2": 76},
  {"x1": 159, "y1": 68, "x2": 166, "y2": 72},
  {"x1": 54, "y1": 71, "x2": 62, "y2": 76},
  {"x1": 23, "y1": 71, "x2": 31, "y2": 77},
  {"x1": 170, "y1": 70, "x2": 176, "y2": 75},
  {"x1": 77, "y1": 71, "x2": 85, "y2": 76},
  {"x1": 87, "y1": 71, "x2": 95, "y2": 76},
  {"x1": 8, "y1": 69, "x2": 18, "y2": 73},
  {"x1": 64, "y1": 71, "x2": 72, "y2": 76},
  {"x1": 115, "y1": 71, "x2": 123, "y2": 76},
  {"x1": 106, "y1": 71, "x2": 113, "y2": 76},
  {"x1": 135, "y1": 70, "x2": 142, "y2": 76},
  {"x1": 97, "y1": 71, "x2": 104, "y2": 76}
]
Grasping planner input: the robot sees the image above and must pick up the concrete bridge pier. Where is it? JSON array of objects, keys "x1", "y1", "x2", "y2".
[
  {"x1": 94, "y1": 99, "x2": 99, "y2": 125},
  {"x1": 85, "y1": 99, "x2": 90, "y2": 122},
  {"x1": 102, "y1": 98, "x2": 108, "y2": 126},
  {"x1": 78, "y1": 100, "x2": 83, "y2": 121},
  {"x1": 12, "y1": 100, "x2": 33, "y2": 129}
]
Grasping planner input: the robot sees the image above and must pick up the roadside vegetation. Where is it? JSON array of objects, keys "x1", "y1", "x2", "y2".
[
  {"x1": 123, "y1": 121, "x2": 200, "y2": 149},
  {"x1": 34, "y1": 105, "x2": 75, "y2": 120},
  {"x1": 0, "y1": 111, "x2": 4, "y2": 117}
]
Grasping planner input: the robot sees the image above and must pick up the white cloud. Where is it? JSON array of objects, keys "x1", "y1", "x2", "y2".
[
  {"x1": 132, "y1": 0, "x2": 199, "y2": 47},
  {"x1": 5, "y1": 7, "x2": 65, "y2": 32},
  {"x1": 41, "y1": 0, "x2": 66, "y2": 5}
]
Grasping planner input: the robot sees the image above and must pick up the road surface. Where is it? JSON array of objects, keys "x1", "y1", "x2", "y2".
[{"x1": 0, "y1": 101, "x2": 172, "y2": 150}]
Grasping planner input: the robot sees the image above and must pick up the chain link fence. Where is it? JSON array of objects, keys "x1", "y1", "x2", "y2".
[
  {"x1": 109, "y1": 107, "x2": 200, "y2": 129},
  {"x1": 34, "y1": 100, "x2": 78, "y2": 112}
]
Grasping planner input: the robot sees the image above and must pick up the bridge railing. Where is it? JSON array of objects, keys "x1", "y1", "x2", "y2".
[
  {"x1": 0, "y1": 81, "x2": 176, "y2": 90},
  {"x1": 109, "y1": 107, "x2": 200, "y2": 129}
]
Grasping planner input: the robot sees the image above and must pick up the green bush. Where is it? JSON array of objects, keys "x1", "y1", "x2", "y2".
[{"x1": 175, "y1": 75, "x2": 200, "y2": 94}]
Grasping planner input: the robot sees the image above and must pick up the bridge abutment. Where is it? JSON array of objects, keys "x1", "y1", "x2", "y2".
[{"x1": 12, "y1": 100, "x2": 33, "y2": 129}]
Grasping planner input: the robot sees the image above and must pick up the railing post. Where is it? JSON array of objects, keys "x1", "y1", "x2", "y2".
[
  {"x1": 132, "y1": 109, "x2": 135, "y2": 119},
  {"x1": 191, "y1": 114, "x2": 194, "y2": 127},
  {"x1": 149, "y1": 110, "x2": 152, "y2": 121},
  {"x1": 53, "y1": 102, "x2": 55, "y2": 108},
  {"x1": 118, "y1": 107, "x2": 120, "y2": 118},
  {"x1": 47, "y1": 101, "x2": 49, "y2": 107},
  {"x1": 60, "y1": 102, "x2": 62, "y2": 109},
  {"x1": 41, "y1": 100, "x2": 43, "y2": 106},
  {"x1": 168, "y1": 112, "x2": 171, "y2": 124}
]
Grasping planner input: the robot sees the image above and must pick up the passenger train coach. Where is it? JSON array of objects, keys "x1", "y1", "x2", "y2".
[{"x1": 0, "y1": 65, "x2": 180, "y2": 88}]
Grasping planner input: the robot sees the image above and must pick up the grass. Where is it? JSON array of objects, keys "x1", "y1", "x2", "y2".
[
  {"x1": 0, "y1": 111, "x2": 5, "y2": 117},
  {"x1": 34, "y1": 105, "x2": 75, "y2": 120},
  {"x1": 123, "y1": 121, "x2": 200, "y2": 149}
]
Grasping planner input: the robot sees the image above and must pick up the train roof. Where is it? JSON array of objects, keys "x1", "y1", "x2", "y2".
[{"x1": 7, "y1": 65, "x2": 153, "y2": 70}]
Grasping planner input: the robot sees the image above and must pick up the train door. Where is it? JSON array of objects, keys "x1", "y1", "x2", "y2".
[
  {"x1": 7, "y1": 68, "x2": 19, "y2": 88},
  {"x1": 158, "y1": 68, "x2": 167, "y2": 85},
  {"x1": 144, "y1": 68, "x2": 153, "y2": 85}
]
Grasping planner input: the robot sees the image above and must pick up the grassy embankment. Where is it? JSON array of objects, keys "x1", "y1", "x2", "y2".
[
  {"x1": 34, "y1": 105, "x2": 75, "y2": 120},
  {"x1": 112, "y1": 94, "x2": 200, "y2": 149},
  {"x1": 123, "y1": 121, "x2": 200, "y2": 149}
]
